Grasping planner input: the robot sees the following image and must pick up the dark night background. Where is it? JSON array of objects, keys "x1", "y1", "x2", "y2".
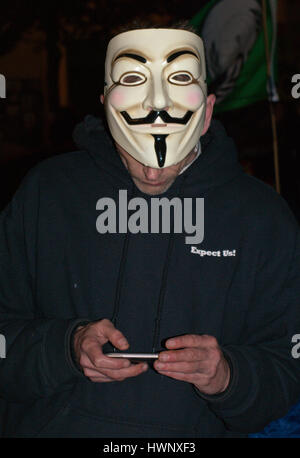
[{"x1": 0, "y1": 0, "x2": 299, "y2": 221}]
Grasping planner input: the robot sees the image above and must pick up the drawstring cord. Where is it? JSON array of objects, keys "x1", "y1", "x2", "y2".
[
  {"x1": 151, "y1": 229, "x2": 175, "y2": 352},
  {"x1": 152, "y1": 176, "x2": 188, "y2": 352},
  {"x1": 109, "y1": 184, "x2": 135, "y2": 351},
  {"x1": 111, "y1": 231, "x2": 130, "y2": 329}
]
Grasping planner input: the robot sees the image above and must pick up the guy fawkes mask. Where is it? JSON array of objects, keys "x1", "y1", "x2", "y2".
[{"x1": 104, "y1": 28, "x2": 207, "y2": 168}]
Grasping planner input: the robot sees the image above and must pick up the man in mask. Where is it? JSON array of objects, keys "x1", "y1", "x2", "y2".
[
  {"x1": 73, "y1": 27, "x2": 229, "y2": 397},
  {"x1": 0, "y1": 24, "x2": 300, "y2": 439}
]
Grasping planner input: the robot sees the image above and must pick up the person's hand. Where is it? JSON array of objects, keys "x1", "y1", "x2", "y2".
[
  {"x1": 154, "y1": 334, "x2": 230, "y2": 395},
  {"x1": 73, "y1": 319, "x2": 148, "y2": 382}
]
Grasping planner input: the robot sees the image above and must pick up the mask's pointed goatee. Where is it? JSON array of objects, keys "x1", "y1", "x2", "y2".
[{"x1": 152, "y1": 135, "x2": 168, "y2": 168}]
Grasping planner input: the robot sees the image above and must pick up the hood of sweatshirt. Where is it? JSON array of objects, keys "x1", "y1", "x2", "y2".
[{"x1": 72, "y1": 114, "x2": 243, "y2": 196}]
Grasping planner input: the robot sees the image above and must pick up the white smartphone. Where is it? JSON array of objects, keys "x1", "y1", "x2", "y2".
[{"x1": 105, "y1": 352, "x2": 159, "y2": 363}]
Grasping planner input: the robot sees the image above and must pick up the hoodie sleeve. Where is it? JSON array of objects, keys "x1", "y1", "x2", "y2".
[
  {"x1": 195, "y1": 200, "x2": 300, "y2": 434},
  {"x1": 0, "y1": 169, "x2": 86, "y2": 403}
]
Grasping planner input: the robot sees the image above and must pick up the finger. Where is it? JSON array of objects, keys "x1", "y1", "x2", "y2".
[
  {"x1": 87, "y1": 353, "x2": 131, "y2": 370},
  {"x1": 82, "y1": 352, "x2": 132, "y2": 371},
  {"x1": 83, "y1": 367, "x2": 114, "y2": 381},
  {"x1": 158, "y1": 348, "x2": 207, "y2": 363},
  {"x1": 103, "y1": 362, "x2": 148, "y2": 380},
  {"x1": 80, "y1": 340, "x2": 130, "y2": 369},
  {"x1": 154, "y1": 360, "x2": 201, "y2": 374},
  {"x1": 80, "y1": 340, "x2": 106, "y2": 368},
  {"x1": 99, "y1": 319, "x2": 130, "y2": 350},
  {"x1": 82, "y1": 358, "x2": 148, "y2": 380},
  {"x1": 89, "y1": 377, "x2": 115, "y2": 383},
  {"x1": 99, "y1": 355, "x2": 132, "y2": 369},
  {"x1": 166, "y1": 334, "x2": 214, "y2": 350}
]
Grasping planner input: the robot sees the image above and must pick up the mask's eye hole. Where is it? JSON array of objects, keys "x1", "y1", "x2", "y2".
[
  {"x1": 119, "y1": 72, "x2": 147, "y2": 86},
  {"x1": 168, "y1": 71, "x2": 193, "y2": 85}
]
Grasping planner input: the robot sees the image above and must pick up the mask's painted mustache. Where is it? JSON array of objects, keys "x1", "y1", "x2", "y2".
[{"x1": 121, "y1": 110, "x2": 193, "y2": 125}]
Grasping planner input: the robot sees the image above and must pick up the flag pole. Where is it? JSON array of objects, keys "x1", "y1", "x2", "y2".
[{"x1": 262, "y1": 0, "x2": 281, "y2": 194}]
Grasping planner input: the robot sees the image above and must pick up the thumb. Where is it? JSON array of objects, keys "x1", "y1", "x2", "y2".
[{"x1": 99, "y1": 319, "x2": 129, "y2": 350}]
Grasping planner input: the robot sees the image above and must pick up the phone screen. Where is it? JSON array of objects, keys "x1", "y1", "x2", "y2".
[{"x1": 105, "y1": 352, "x2": 159, "y2": 363}]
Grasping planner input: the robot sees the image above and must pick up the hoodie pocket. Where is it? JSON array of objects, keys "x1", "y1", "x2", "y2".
[{"x1": 35, "y1": 405, "x2": 200, "y2": 438}]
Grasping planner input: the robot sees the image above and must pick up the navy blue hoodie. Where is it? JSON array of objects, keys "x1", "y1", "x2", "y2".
[{"x1": 0, "y1": 116, "x2": 300, "y2": 438}]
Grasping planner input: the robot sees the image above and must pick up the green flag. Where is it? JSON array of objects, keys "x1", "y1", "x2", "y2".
[{"x1": 190, "y1": 0, "x2": 278, "y2": 112}]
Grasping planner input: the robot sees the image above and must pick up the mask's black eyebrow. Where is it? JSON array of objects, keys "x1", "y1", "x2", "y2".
[
  {"x1": 167, "y1": 50, "x2": 198, "y2": 63},
  {"x1": 114, "y1": 53, "x2": 147, "y2": 63}
]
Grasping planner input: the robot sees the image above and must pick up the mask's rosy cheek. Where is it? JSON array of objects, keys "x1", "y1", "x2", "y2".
[
  {"x1": 109, "y1": 89, "x2": 126, "y2": 108},
  {"x1": 186, "y1": 89, "x2": 204, "y2": 109}
]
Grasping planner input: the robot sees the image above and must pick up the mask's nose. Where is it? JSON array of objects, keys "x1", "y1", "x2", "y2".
[{"x1": 143, "y1": 73, "x2": 172, "y2": 112}]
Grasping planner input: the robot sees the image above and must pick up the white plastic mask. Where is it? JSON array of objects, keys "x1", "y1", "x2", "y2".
[{"x1": 104, "y1": 28, "x2": 207, "y2": 168}]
